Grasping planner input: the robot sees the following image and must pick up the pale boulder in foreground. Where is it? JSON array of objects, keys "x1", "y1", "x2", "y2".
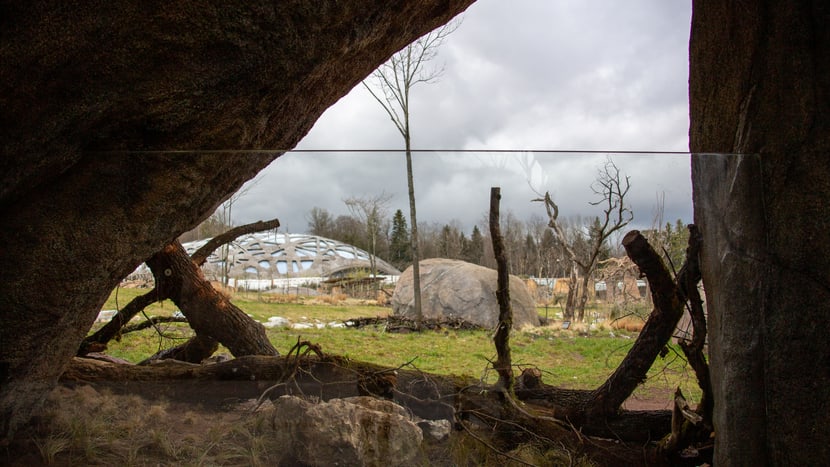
[
  {"x1": 392, "y1": 258, "x2": 540, "y2": 329},
  {"x1": 270, "y1": 396, "x2": 423, "y2": 466}
]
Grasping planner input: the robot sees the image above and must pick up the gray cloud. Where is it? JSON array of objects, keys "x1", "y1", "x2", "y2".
[{"x1": 234, "y1": 0, "x2": 693, "y2": 239}]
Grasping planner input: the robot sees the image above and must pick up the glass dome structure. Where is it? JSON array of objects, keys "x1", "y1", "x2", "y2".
[{"x1": 182, "y1": 232, "x2": 400, "y2": 280}]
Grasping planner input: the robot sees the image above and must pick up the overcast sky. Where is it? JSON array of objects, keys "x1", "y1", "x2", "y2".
[{"x1": 233, "y1": 0, "x2": 693, "y2": 238}]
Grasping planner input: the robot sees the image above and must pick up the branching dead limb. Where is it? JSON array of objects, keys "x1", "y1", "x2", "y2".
[
  {"x1": 586, "y1": 230, "x2": 687, "y2": 418},
  {"x1": 79, "y1": 218, "x2": 280, "y2": 358},
  {"x1": 255, "y1": 338, "x2": 326, "y2": 407},
  {"x1": 121, "y1": 316, "x2": 188, "y2": 334},
  {"x1": 139, "y1": 334, "x2": 219, "y2": 365},
  {"x1": 189, "y1": 218, "x2": 280, "y2": 266},
  {"x1": 533, "y1": 159, "x2": 633, "y2": 322},
  {"x1": 674, "y1": 226, "x2": 713, "y2": 424},
  {"x1": 79, "y1": 289, "x2": 160, "y2": 354}
]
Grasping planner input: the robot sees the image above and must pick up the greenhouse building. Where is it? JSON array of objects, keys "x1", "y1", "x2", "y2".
[{"x1": 181, "y1": 232, "x2": 400, "y2": 282}]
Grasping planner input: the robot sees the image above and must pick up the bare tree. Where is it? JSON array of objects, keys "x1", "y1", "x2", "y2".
[
  {"x1": 536, "y1": 157, "x2": 633, "y2": 321},
  {"x1": 363, "y1": 19, "x2": 461, "y2": 328},
  {"x1": 306, "y1": 206, "x2": 336, "y2": 238},
  {"x1": 212, "y1": 175, "x2": 263, "y2": 286},
  {"x1": 344, "y1": 192, "x2": 393, "y2": 290}
]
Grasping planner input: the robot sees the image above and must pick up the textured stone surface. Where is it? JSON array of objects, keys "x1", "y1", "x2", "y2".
[
  {"x1": 418, "y1": 418, "x2": 452, "y2": 443},
  {"x1": 690, "y1": 0, "x2": 830, "y2": 463},
  {"x1": 271, "y1": 395, "x2": 423, "y2": 466},
  {"x1": 392, "y1": 258, "x2": 540, "y2": 329},
  {"x1": 0, "y1": 0, "x2": 475, "y2": 440}
]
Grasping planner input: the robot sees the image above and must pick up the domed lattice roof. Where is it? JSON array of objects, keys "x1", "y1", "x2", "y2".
[{"x1": 183, "y1": 232, "x2": 400, "y2": 280}]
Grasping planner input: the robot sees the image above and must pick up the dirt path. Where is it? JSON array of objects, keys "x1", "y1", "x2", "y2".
[{"x1": 623, "y1": 388, "x2": 674, "y2": 410}]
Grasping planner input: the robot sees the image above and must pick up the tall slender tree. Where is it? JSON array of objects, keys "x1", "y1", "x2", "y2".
[{"x1": 363, "y1": 19, "x2": 461, "y2": 328}]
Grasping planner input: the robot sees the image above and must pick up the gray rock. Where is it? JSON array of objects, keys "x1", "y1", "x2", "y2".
[
  {"x1": 270, "y1": 395, "x2": 423, "y2": 466},
  {"x1": 263, "y1": 316, "x2": 291, "y2": 328},
  {"x1": 391, "y1": 258, "x2": 540, "y2": 329},
  {"x1": 417, "y1": 419, "x2": 452, "y2": 443}
]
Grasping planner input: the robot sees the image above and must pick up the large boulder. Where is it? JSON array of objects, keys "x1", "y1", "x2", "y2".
[
  {"x1": 270, "y1": 396, "x2": 423, "y2": 466},
  {"x1": 392, "y1": 258, "x2": 540, "y2": 329}
]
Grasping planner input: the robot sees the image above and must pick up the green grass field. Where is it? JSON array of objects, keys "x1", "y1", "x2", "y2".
[{"x1": 96, "y1": 287, "x2": 702, "y2": 402}]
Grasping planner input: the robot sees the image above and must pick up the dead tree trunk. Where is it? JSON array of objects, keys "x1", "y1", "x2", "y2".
[
  {"x1": 585, "y1": 230, "x2": 688, "y2": 419},
  {"x1": 79, "y1": 218, "x2": 281, "y2": 360},
  {"x1": 489, "y1": 187, "x2": 513, "y2": 394},
  {"x1": 513, "y1": 228, "x2": 712, "y2": 450},
  {"x1": 145, "y1": 241, "x2": 278, "y2": 357},
  {"x1": 564, "y1": 265, "x2": 578, "y2": 321},
  {"x1": 577, "y1": 271, "x2": 591, "y2": 322}
]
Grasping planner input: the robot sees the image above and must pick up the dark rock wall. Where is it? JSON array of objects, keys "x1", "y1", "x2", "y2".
[
  {"x1": 0, "y1": 0, "x2": 474, "y2": 440},
  {"x1": 690, "y1": 1, "x2": 830, "y2": 464}
]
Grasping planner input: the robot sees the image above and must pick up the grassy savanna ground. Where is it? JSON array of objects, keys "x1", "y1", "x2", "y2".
[
  {"x1": 98, "y1": 287, "x2": 702, "y2": 403},
  {"x1": 5, "y1": 287, "x2": 703, "y2": 466}
]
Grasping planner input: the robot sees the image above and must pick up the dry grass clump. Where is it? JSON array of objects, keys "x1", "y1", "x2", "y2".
[
  {"x1": 313, "y1": 293, "x2": 348, "y2": 305},
  {"x1": 448, "y1": 429, "x2": 598, "y2": 467},
  {"x1": 609, "y1": 315, "x2": 645, "y2": 333},
  {"x1": 10, "y1": 385, "x2": 288, "y2": 466},
  {"x1": 260, "y1": 292, "x2": 306, "y2": 304},
  {"x1": 531, "y1": 318, "x2": 644, "y2": 338},
  {"x1": 375, "y1": 291, "x2": 389, "y2": 306},
  {"x1": 11, "y1": 384, "x2": 603, "y2": 467}
]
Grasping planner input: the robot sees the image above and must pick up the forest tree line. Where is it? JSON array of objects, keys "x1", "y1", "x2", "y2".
[{"x1": 182, "y1": 203, "x2": 689, "y2": 281}]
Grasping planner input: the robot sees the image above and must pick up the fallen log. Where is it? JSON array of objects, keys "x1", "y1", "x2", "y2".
[
  {"x1": 62, "y1": 353, "x2": 671, "y2": 443},
  {"x1": 61, "y1": 354, "x2": 470, "y2": 421}
]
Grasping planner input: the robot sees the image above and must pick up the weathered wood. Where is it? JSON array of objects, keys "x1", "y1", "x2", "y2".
[
  {"x1": 586, "y1": 230, "x2": 687, "y2": 418},
  {"x1": 674, "y1": 225, "x2": 713, "y2": 424},
  {"x1": 146, "y1": 241, "x2": 278, "y2": 357},
  {"x1": 79, "y1": 289, "x2": 160, "y2": 355},
  {"x1": 61, "y1": 355, "x2": 472, "y2": 421},
  {"x1": 190, "y1": 218, "x2": 280, "y2": 266},
  {"x1": 514, "y1": 383, "x2": 672, "y2": 442},
  {"x1": 62, "y1": 354, "x2": 671, "y2": 443},
  {"x1": 511, "y1": 229, "x2": 706, "y2": 446},
  {"x1": 488, "y1": 187, "x2": 513, "y2": 393},
  {"x1": 80, "y1": 218, "x2": 282, "y2": 358},
  {"x1": 139, "y1": 334, "x2": 219, "y2": 365}
]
